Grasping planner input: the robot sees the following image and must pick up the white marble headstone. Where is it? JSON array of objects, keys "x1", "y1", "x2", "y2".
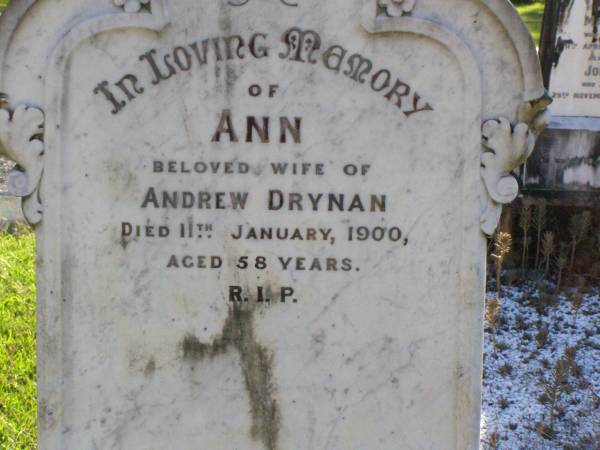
[{"x1": 0, "y1": 1, "x2": 547, "y2": 449}]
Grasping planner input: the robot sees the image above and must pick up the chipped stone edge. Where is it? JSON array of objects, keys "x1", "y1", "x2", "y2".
[
  {"x1": 29, "y1": 2, "x2": 171, "y2": 444},
  {"x1": 480, "y1": 95, "x2": 552, "y2": 236},
  {"x1": 377, "y1": 0, "x2": 417, "y2": 17},
  {"x1": 113, "y1": 0, "x2": 152, "y2": 14},
  {"x1": 228, "y1": 0, "x2": 299, "y2": 7},
  {"x1": 0, "y1": 99, "x2": 45, "y2": 226}
]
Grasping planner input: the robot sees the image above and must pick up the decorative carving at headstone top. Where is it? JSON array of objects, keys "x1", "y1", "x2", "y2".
[
  {"x1": 229, "y1": 0, "x2": 299, "y2": 7},
  {"x1": 480, "y1": 97, "x2": 551, "y2": 236},
  {"x1": 0, "y1": 103, "x2": 44, "y2": 225},
  {"x1": 378, "y1": 0, "x2": 416, "y2": 17},
  {"x1": 113, "y1": 0, "x2": 151, "y2": 14}
]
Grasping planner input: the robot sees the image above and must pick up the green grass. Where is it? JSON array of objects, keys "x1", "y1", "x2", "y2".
[
  {"x1": 515, "y1": 1, "x2": 546, "y2": 45},
  {"x1": 0, "y1": 232, "x2": 36, "y2": 450}
]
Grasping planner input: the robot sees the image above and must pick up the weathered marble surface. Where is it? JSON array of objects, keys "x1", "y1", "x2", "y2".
[
  {"x1": 0, "y1": 156, "x2": 11, "y2": 192},
  {"x1": 0, "y1": 1, "x2": 547, "y2": 449},
  {"x1": 0, "y1": 193, "x2": 23, "y2": 224}
]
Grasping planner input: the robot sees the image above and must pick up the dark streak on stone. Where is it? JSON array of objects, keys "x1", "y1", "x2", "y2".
[
  {"x1": 226, "y1": 65, "x2": 239, "y2": 92},
  {"x1": 557, "y1": 0, "x2": 575, "y2": 30},
  {"x1": 540, "y1": 0, "x2": 575, "y2": 86},
  {"x1": 593, "y1": 0, "x2": 600, "y2": 42},
  {"x1": 144, "y1": 357, "x2": 156, "y2": 377},
  {"x1": 181, "y1": 303, "x2": 280, "y2": 450}
]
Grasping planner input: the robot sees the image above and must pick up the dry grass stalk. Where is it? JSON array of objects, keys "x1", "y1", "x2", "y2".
[
  {"x1": 486, "y1": 430, "x2": 501, "y2": 450},
  {"x1": 545, "y1": 359, "x2": 569, "y2": 434},
  {"x1": 536, "y1": 285, "x2": 549, "y2": 316},
  {"x1": 569, "y1": 289, "x2": 584, "y2": 330},
  {"x1": 534, "y1": 199, "x2": 547, "y2": 271},
  {"x1": 536, "y1": 326, "x2": 549, "y2": 348},
  {"x1": 540, "y1": 348, "x2": 578, "y2": 437},
  {"x1": 541, "y1": 231, "x2": 555, "y2": 276},
  {"x1": 556, "y1": 244, "x2": 568, "y2": 293},
  {"x1": 569, "y1": 211, "x2": 592, "y2": 272},
  {"x1": 492, "y1": 232, "x2": 512, "y2": 300},
  {"x1": 519, "y1": 201, "x2": 533, "y2": 274},
  {"x1": 486, "y1": 297, "x2": 501, "y2": 355}
]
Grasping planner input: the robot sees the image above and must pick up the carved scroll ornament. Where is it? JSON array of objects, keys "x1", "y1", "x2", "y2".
[
  {"x1": 480, "y1": 96, "x2": 552, "y2": 236},
  {"x1": 0, "y1": 102, "x2": 45, "y2": 225}
]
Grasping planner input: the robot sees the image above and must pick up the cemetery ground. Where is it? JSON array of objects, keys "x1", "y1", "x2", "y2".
[
  {"x1": 0, "y1": 231, "x2": 36, "y2": 450},
  {"x1": 0, "y1": 222, "x2": 599, "y2": 448},
  {"x1": 482, "y1": 282, "x2": 600, "y2": 449},
  {"x1": 0, "y1": 1, "x2": 594, "y2": 449}
]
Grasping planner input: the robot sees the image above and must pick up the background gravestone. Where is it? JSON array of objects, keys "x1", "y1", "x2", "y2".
[
  {"x1": 0, "y1": 146, "x2": 23, "y2": 225},
  {"x1": 0, "y1": 0, "x2": 547, "y2": 449},
  {"x1": 527, "y1": 0, "x2": 600, "y2": 204}
]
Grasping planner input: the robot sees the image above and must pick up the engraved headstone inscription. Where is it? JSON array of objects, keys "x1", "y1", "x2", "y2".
[
  {"x1": 0, "y1": 1, "x2": 548, "y2": 449},
  {"x1": 542, "y1": 0, "x2": 600, "y2": 119},
  {"x1": 526, "y1": 0, "x2": 600, "y2": 202}
]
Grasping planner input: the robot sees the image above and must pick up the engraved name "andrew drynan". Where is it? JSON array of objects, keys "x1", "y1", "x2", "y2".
[{"x1": 140, "y1": 189, "x2": 387, "y2": 212}]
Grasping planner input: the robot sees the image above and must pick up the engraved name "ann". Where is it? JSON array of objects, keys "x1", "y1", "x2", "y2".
[{"x1": 211, "y1": 109, "x2": 302, "y2": 143}]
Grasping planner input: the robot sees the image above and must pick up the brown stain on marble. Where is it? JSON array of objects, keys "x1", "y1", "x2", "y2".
[
  {"x1": 144, "y1": 357, "x2": 156, "y2": 377},
  {"x1": 181, "y1": 301, "x2": 280, "y2": 450},
  {"x1": 557, "y1": 0, "x2": 575, "y2": 29},
  {"x1": 38, "y1": 398, "x2": 57, "y2": 431},
  {"x1": 120, "y1": 236, "x2": 130, "y2": 250}
]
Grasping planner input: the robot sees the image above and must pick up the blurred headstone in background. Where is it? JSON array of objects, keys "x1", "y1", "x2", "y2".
[
  {"x1": 527, "y1": 0, "x2": 600, "y2": 205},
  {"x1": 0, "y1": 157, "x2": 23, "y2": 225}
]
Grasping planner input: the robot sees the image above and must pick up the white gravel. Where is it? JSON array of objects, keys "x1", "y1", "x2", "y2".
[
  {"x1": 481, "y1": 281, "x2": 600, "y2": 449},
  {"x1": 0, "y1": 156, "x2": 11, "y2": 193}
]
